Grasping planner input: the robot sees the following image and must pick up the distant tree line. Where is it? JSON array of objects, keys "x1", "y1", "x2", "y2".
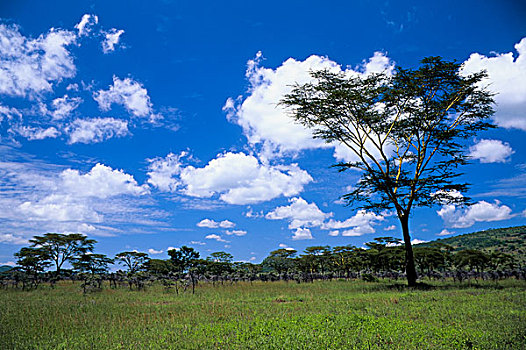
[{"x1": 1, "y1": 233, "x2": 524, "y2": 292}]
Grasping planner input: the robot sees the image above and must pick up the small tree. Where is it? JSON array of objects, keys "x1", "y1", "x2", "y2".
[
  {"x1": 262, "y1": 248, "x2": 297, "y2": 275},
  {"x1": 14, "y1": 247, "x2": 51, "y2": 289},
  {"x1": 29, "y1": 233, "x2": 96, "y2": 276},
  {"x1": 281, "y1": 57, "x2": 494, "y2": 286},
  {"x1": 72, "y1": 253, "x2": 113, "y2": 293}
]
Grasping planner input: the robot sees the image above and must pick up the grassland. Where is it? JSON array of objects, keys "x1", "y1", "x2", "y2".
[{"x1": 1, "y1": 280, "x2": 525, "y2": 349}]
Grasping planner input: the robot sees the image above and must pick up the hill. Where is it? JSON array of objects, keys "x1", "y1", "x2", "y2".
[
  {"x1": 0, "y1": 265, "x2": 13, "y2": 273},
  {"x1": 420, "y1": 226, "x2": 526, "y2": 265}
]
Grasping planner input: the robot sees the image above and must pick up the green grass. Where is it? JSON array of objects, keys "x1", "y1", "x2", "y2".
[{"x1": 1, "y1": 280, "x2": 525, "y2": 349}]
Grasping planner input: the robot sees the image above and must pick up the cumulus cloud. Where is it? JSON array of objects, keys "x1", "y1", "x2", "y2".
[
  {"x1": 94, "y1": 76, "x2": 154, "y2": 119},
  {"x1": 66, "y1": 117, "x2": 129, "y2": 144},
  {"x1": 264, "y1": 197, "x2": 384, "y2": 239},
  {"x1": 60, "y1": 163, "x2": 149, "y2": 199},
  {"x1": 292, "y1": 227, "x2": 313, "y2": 240},
  {"x1": 102, "y1": 28, "x2": 124, "y2": 53},
  {"x1": 437, "y1": 200, "x2": 513, "y2": 228},
  {"x1": 146, "y1": 152, "x2": 185, "y2": 192},
  {"x1": 50, "y1": 95, "x2": 82, "y2": 120},
  {"x1": 223, "y1": 51, "x2": 394, "y2": 160},
  {"x1": 75, "y1": 14, "x2": 98, "y2": 36},
  {"x1": 147, "y1": 151, "x2": 312, "y2": 205},
  {"x1": 0, "y1": 156, "x2": 161, "y2": 241},
  {"x1": 197, "y1": 219, "x2": 219, "y2": 228},
  {"x1": 148, "y1": 248, "x2": 163, "y2": 254},
  {"x1": 322, "y1": 210, "x2": 385, "y2": 237},
  {"x1": 0, "y1": 23, "x2": 77, "y2": 97},
  {"x1": 225, "y1": 229, "x2": 247, "y2": 236},
  {"x1": 196, "y1": 219, "x2": 236, "y2": 228},
  {"x1": 19, "y1": 194, "x2": 102, "y2": 223},
  {"x1": 205, "y1": 234, "x2": 229, "y2": 243},
  {"x1": 438, "y1": 229, "x2": 453, "y2": 236},
  {"x1": 469, "y1": 139, "x2": 514, "y2": 163},
  {"x1": 265, "y1": 197, "x2": 331, "y2": 229},
  {"x1": 462, "y1": 37, "x2": 526, "y2": 130},
  {"x1": 16, "y1": 126, "x2": 60, "y2": 140}
]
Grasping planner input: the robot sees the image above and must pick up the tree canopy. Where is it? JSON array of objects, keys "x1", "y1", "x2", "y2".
[{"x1": 281, "y1": 57, "x2": 494, "y2": 286}]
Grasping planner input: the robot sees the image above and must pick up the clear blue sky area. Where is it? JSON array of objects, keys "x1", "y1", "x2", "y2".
[{"x1": 1, "y1": 1, "x2": 525, "y2": 265}]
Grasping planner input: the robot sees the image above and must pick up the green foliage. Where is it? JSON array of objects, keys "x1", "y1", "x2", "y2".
[
  {"x1": 168, "y1": 246, "x2": 199, "y2": 274},
  {"x1": 421, "y1": 226, "x2": 526, "y2": 265},
  {"x1": 29, "y1": 233, "x2": 96, "y2": 274},
  {"x1": 115, "y1": 251, "x2": 150, "y2": 274}
]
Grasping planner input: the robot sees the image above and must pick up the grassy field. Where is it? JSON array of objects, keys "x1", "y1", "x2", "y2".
[{"x1": 1, "y1": 280, "x2": 525, "y2": 349}]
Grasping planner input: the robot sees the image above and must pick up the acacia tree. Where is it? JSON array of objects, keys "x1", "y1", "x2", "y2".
[
  {"x1": 281, "y1": 57, "x2": 494, "y2": 286},
  {"x1": 29, "y1": 233, "x2": 96, "y2": 276},
  {"x1": 115, "y1": 251, "x2": 150, "y2": 274},
  {"x1": 14, "y1": 247, "x2": 51, "y2": 289}
]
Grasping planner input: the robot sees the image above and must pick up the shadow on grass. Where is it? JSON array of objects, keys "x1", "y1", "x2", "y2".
[{"x1": 377, "y1": 280, "x2": 525, "y2": 291}]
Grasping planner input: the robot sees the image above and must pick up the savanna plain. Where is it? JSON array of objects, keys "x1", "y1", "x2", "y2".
[{"x1": 1, "y1": 279, "x2": 525, "y2": 350}]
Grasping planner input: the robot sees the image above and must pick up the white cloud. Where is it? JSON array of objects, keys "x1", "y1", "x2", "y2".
[
  {"x1": 411, "y1": 239, "x2": 427, "y2": 245},
  {"x1": 94, "y1": 76, "x2": 154, "y2": 119},
  {"x1": 51, "y1": 95, "x2": 82, "y2": 120},
  {"x1": 60, "y1": 163, "x2": 149, "y2": 199},
  {"x1": 0, "y1": 233, "x2": 28, "y2": 245},
  {"x1": 19, "y1": 194, "x2": 102, "y2": 223},
  {"x1": 225, "y1": 229, "x2": 247, "y2": 236},
  {"x1": 292, "y1": 227, "x2": 313, "y2": 240},
  {"x1": 219, "y1": 220, "x2": 236, "y2": 228},
  {"x1": 438, "y1": 229, "x2": 453, "y2": 236},
  {"x1": 75, "y1": 14, "x2": 98, "y2": 36},
  {"x1": 0, "y1": 23, "x2": 77, "y2": 98},
  {"x1": 328, "y1": 230, "x2": 340, "y2": 236},
  {"x1": 189, "y1": 241, "x2": 205, "y2": 245},
  {"x1": 385, "y1": 225, "x2": 397, "y2": 231},
  {"x1": 196, "y1": 218, "x2": 237, "y2": 228},
  {"x1": 148, "y1": 248, "x2": 163, "y2": 254},
  {"x1": 224, "y1": 51, "x2": 394, "y2": 160},
  {"x1": 322, "y1": 210, "x2": 385, "y2": 236},
  {"x1": 0, "y1": 154, "x2": 164, "y2": 241},
  {"x1": 102, "y1": 28, "x2": 124, "y2": 53},
  {"x1": 469, "y1": 139, "x2": 514, "y2": 163},
  {"x1": 147, "y1": 151, "x2": 312, "y2": 205},
  {"x1": 265, "y1": 197, "x2": 331, "y2": 229},
  {"x1": 205, "y1": 234, "x2": 229, "y2": 243},
  {"x1": 16, "y1": 126, "x2": 60, "y2": 140},
  {"x1": 462, "y1": 37, "x2": 526, "y2": 130},
  {"x1": 437, "y1": 200, "x2": 513, "y2": 228},
  {"x1": 146, "y1": 152, "x2": 185, "y2": 192},
  {"x1": 197, "y1": 219, "x2": 219, "y2": 228},
  {"x1": 66, "y1": 117, "x2": 129, "y2": 144},
  {"x1": 0, "y1": 261, "x2": 16, "y2": 267}
]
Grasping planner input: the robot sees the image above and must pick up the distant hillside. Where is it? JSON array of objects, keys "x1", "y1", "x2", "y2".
[
  {"x1": 421, "y1": 226, "x2": 526, "y2": 265},
  {"x1": 0, "y1": 265, "x2": 13, "y2": 273}
]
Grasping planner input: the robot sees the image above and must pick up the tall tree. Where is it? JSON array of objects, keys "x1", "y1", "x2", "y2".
[
  {"x1": 29, "y1": 233, "x2": 96, "y2": 276},
  {"x1": 115, "y1": 251, "x2": 150, "y2": 274},
  {"x1": 281, "y1": 57, "x2": 494, "y2": 286},
  {"x1": 168, "y1": 246, "x2": 200, "y2": 274},
  {"x1": 14, "y1": 247, "x2": 51, "y2": 274}
]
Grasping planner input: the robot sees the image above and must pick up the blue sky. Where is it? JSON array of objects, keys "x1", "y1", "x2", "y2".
[{"x1": 1, "y1": 0, "x2": 525, "y2": 265}]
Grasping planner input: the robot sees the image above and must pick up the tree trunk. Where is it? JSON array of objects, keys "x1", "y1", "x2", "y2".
[{"x1": 400, "y1": 214, "x2": 418, "y2": 287}]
